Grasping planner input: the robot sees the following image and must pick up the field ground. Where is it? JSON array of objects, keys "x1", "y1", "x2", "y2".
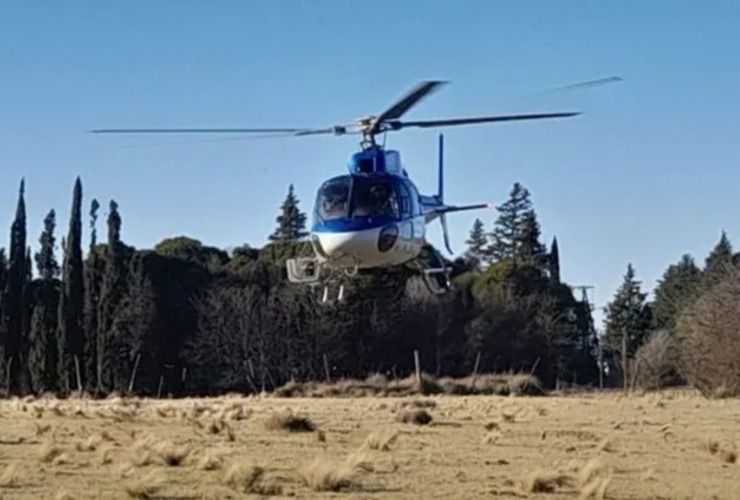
[{"x1": 0, "y1": 388, "x2": 738, "y2": 499}]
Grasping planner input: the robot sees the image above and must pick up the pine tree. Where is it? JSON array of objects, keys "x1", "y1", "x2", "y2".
[
  {"x1": 269, "y1": 184, "x2": 308, "y2": 242},
  {"x1": 464, "y1": 218, "x2": 488, "y2": 268},
  {"x1": 651, "y1": 254, "x2": 701, "y2": 332},
  {"x1": 603, "y1": 263, "x2": 652, "y2": 386},
  {"x1": 548, "y1": 236, "x2": 561, "y2": 283},
  {"x1": 516, "y1": 209, "x2": 547, "y2": 267},
  {"x1": 57, "y1": 177, "x2": 86, "y2": 393},
  {"x1": 486, "y1": 182, "x2": 532, "y2": 262},
  {"x1": 702, "y1": 230, "x2": 733, "y2": 287}
]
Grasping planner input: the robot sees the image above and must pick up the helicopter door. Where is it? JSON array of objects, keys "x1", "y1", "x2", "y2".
[{"x1": 396, "y1": 181, "x2": 413, "y2": 219}]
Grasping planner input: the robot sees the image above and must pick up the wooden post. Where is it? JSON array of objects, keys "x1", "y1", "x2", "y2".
[
  {"x1": 323, "y1": 354, "x2": 331, "y2": 383},
  {"x1": 128, "y1": 353, "x2": 141, "y2": 393},
  {"x1": 413, "y1": 350, "x2": 421, "y2": 390},
  {"x1": 529, "y1": 356, "x2": 541, "y2": 375},
  {"x1": 5, "y1": 356, "x2": 13, "y2": 395},
  {"x1": 622, "y1": 326, "x2": 628, "y2": 393},
  {"x1": 74, "y1": 356, "x2": 83, "y2": 393},
  {"x1": 157, "y1": 375, "x2": 164, "y2": 398},
  {"x1": 470, "y1": 351, "x2": 481, "y2": 389}
]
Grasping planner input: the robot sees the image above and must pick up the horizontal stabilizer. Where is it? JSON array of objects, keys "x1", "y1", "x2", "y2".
[{"x1": 434, "y1": 202, "x2": 493, "y2": 215}]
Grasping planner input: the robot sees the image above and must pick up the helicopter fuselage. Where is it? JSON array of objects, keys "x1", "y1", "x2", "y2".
[
  {"x1": 306, "y1": 143, "x2": 487, "y2": 274},
  {"x1": 310, "y1": 200, "x2": 428, "y2": 270}
]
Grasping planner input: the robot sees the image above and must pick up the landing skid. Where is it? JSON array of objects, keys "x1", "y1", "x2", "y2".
[
  {"x1": 410, "y1": 246, "x2": 455, "y2": 296},
  {"x1": 285, "y1": 257, "x2": 354, "y2": 304}
]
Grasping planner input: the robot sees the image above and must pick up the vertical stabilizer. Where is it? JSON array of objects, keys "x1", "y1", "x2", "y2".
[
  {"x1": 438, "y1": 133, "x2": 444, "y2": 202},
  {"x1": 437, "y1": 133, "x2": 453, "y2": 254}
]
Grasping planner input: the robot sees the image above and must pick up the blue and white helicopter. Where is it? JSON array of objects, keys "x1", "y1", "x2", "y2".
[{"x1": 91, "y1": 80, "x2": 606, "y2": 302}]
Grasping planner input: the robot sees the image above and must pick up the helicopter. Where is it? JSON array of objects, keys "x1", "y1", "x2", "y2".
[{"x1": 91, "y1": 78, "x2": 617, "y2": 303}]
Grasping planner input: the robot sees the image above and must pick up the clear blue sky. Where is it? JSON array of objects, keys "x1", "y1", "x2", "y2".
[{"x1": 1, "y1": 1, "x2": 738, "y2": 328}]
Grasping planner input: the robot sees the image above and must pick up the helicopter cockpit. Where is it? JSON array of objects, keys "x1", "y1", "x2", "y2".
[{"x1": 314, "y1": 175, "x2": 407, "y2": 225}]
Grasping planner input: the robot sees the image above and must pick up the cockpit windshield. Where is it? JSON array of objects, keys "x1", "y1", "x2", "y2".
[
  {"x1": 314, "y1": 175, "x2": 401, "y2": 224},
  {"x1": 316, "y1": 176, "x2": 350, "y2": 222}
]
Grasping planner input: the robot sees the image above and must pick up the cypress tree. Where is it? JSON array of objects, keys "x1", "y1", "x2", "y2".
[
  {"x1": 84, "y1": 199, "x2": 102, "y2": 392},
  {"x1": 548, "y1": 236, "x2": 561, "y2": 283},
  {"x1": 28, "y1": 209, "x2": 61, "y2": 393},
  {"x1": 57, "y1": 177, "x2": 85, "y2": 393},
  {"x1": 0, "y1": 180, "x2": 29, "y2": 394},
  {"x1": 96, "y1": 199, "x2": 125, "y2": 392}
]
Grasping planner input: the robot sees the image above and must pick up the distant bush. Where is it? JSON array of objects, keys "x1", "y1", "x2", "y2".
[
  {"x1": 632, "y1": 330, "x2": 682, "y2": 390},
  {"x1": 271, "y1": 371, "x2": 544, "y2": 398},
  {"x1": 674, "y1": 265, "x2": 740, "y2": 398}
]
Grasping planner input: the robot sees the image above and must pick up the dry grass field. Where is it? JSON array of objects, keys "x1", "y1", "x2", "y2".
[{"x1": 0, "y1": 385, "x2": 738, "y2": 499}]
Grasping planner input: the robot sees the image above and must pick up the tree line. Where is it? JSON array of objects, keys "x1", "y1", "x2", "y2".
[{"x1": 0, "y1": 177, "x2": 736, "y2": 398}]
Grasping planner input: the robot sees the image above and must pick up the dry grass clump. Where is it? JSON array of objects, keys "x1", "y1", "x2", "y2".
[
  {"x1": 196, "y1": 450, "x2": 224, "y2": 471},
  {"x1": 123, "y1": 469, "x2": 164, "y2": 499},
  {"x1": 522, "y1": 471, "x2": 574, "y2": 493},
  {"x1": 520, "y1": 459, "x2": 611, "y2": 498},
  {"x1": 264, "y1": 409, "x2": 316, "y2": 432},
  {"x1": 295, "y1": 452, "x2": 374, "y2": 492},
  {"x1": 0, "y1": 462, "x2": 24, "y2": 488},
  {"x1": 152, "y1": 441, "x2": 191, "y2": 466},
  {"x1": 223, "y1": 463, "x2": 282, "y2": 495},
  {"x1": 362, "y1": 430, "x2": 399, "y2": 451},
  {"x1": 272, "y1": 371, "x2": 543, "y2": 398},
  {"x1": 395, "y1": 408, "x2": 433, "y2": 425},
  {"x1": 705, "y1": 438, "x2": 737, "y2": 464},
  {"x1": 39, "y1": 442, "x2": 65, "y2": 463}
]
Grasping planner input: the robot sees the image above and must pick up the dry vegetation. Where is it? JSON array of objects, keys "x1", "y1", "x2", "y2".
[{"x1": 0, "y1": 381, "x2": 738, "y2": 499}]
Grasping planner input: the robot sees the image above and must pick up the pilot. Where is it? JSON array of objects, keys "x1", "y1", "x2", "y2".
[
  {"x1": 322, "y1": 189, "x2": 347, "y2": 218},
  {"x1": 355, "y1": 183, "x2": 398, "y2": 217}
]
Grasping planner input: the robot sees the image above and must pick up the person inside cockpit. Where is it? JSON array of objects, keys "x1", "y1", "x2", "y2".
[
  {"x1": 321, "y1": 184, "x2": 348, "y2": 219},
  {"x1": 353, "y1": 182, "x2": 399, "y2": 218}
]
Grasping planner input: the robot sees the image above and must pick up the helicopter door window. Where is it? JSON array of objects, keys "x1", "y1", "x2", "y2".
[{"x1": 397, "y1": 182, "x2": 412, "y2": 218}]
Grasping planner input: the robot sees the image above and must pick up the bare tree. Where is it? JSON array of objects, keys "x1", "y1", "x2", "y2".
[
  {"x1": 674, "y1": 264, "x2": 740, "y2": 398},
  {"x1": 633, "y1": 329, "x2": 677, "y2": 391},
  {"x1": 184, "y1": 283, "x2": 266, "y2": 392}
]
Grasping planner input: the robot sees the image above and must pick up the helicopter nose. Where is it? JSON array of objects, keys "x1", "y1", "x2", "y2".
[{"x1": 316, "y1": 232, "x2": 356, "y2": 256}]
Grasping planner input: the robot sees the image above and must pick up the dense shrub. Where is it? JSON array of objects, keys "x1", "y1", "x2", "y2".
[{"x1": 674, "y1": 266, "x2": 740, "y2": 398}]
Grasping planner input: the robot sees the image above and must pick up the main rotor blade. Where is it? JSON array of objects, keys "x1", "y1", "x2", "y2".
[
  {"x1": 371, "y1": 80, "x2": 448, "y2": 133},
  {"x1": 396, "y1": 111, "x2": 581, "y2": 129},
  {"x1": 89, "y1": 127, "x2": 326, "y2": 134}
]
